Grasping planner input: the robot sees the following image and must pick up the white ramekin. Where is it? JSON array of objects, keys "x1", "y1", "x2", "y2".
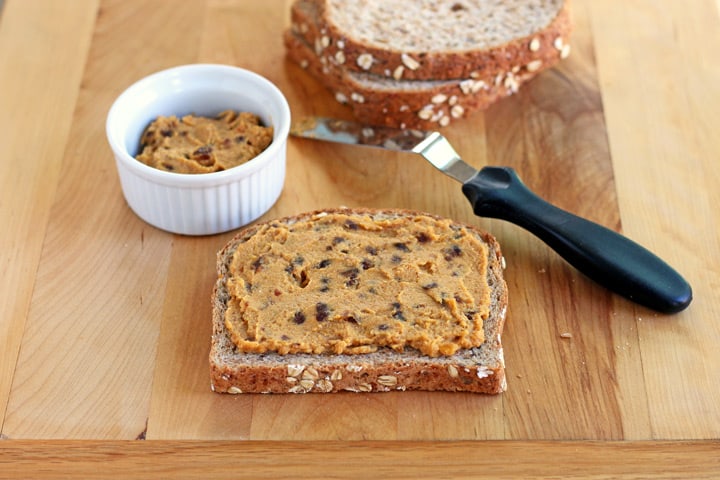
[{"x1": 106, "y1": 64, "x2": 290, "y2": 235}]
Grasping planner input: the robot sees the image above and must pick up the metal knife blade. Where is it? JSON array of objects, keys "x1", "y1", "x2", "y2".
[
  {"x1": 291, "y1": 116, "x2": 478, "y2": 183},
  {"x1": 412, "y1": 132, "x2": 479, "y2": 184},
  {"x1": 291, "y1": 116, "x2": 429, "y2": 151}
]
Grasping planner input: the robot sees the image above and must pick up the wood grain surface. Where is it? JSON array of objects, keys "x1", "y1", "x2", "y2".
[
  {"x1": 1, "y1": 440, "x2": 719, "y2": 479},
  {"x1": 1, "y1": 0, "x2": 719, "y2": 477}
]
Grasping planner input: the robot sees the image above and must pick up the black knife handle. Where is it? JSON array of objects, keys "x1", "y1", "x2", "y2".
[{"x1": 461, "y1": 167, "x2": 692, "y2": 313}]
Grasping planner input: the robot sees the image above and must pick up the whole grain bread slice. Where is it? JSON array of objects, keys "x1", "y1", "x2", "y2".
[
  {"x1": 210, "y1": 208, "x2": 509, "y2": 394},
  {"x1": 284, "y1": 30, "x2": 534, "y2": 129},
  {"x1": 290, "y1": 0, "x2": 572, "y2": 81}
]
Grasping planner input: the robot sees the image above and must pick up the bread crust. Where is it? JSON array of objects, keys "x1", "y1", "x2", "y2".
[
  {"x1": 210, "y1": 208, "x2": 508, "y2": 394},
  {"x1": 289, "y1": 0, "x2": 572, "y2": 81}
]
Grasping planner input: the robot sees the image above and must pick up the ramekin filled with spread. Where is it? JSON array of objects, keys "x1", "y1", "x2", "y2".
[{"x1": 106, "y1": 64, "x2": 290, "y2": 235}]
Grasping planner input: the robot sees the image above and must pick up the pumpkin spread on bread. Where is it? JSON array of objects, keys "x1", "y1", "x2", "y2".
[{"x1": 224, "y1": 211, "x2": 491, "y2": 357}]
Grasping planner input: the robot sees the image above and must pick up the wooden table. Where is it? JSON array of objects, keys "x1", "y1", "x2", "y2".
[{"x1": 1, "y1": 0, "x2": 718, "y2": 477}]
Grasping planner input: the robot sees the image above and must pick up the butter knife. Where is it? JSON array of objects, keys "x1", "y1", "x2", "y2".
[{"x1": 290, "y1": 117, "x2": 692, "y2": 313}]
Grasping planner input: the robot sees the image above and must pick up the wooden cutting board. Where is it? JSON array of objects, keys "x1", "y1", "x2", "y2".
[{"x1": 1, "y1": 0, "x2": 718, "y2": 446}]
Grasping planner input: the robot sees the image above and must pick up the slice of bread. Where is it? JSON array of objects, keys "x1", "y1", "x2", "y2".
[
  {"x1": 284, "y1": 0, "x2": 572, "y2": 128},
  {"x1": 290, "y1": 0, "x2": 572, "y2": 81},
  {"x1": 210, "y1": 208, "x2": 509, "y2": 394}
]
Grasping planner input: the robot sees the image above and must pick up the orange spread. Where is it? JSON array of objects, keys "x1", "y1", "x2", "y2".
[
  {"x1": 224, "y1": 212, "x2": 491, "y2": 357},
  {"x1": 136, "y1": 110, "x2": 273, "y2": 173}
]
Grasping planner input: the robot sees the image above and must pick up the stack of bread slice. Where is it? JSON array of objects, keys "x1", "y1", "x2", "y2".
[{"x1": 284, "y1": 0, "x2": 572, "y2": 129}]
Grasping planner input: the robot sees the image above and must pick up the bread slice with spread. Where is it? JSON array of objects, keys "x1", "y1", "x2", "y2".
[{"x1": 210, "y1": 208, "x2": 508, "y2": 394}]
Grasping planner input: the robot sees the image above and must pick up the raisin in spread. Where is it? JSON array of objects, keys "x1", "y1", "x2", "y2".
[
  {"x1": 224, "y1": 211, "x2": 491, "y2": 357},
  {"x1": 136, "y1": 110, "x2": 273, "y2": 173}
]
